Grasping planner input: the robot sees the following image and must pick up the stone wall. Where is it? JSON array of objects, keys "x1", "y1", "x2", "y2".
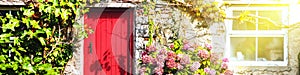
[
  {"x1": 135, "y1": 2, "x2": 300, "y2": 74},
  {"x1": 64, "y1": 1, "x2": 300, "y2": 75}
]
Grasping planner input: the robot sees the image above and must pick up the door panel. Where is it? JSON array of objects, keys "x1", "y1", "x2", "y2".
[{"x1": 84, "y1": 8, "x2": 133, "y2": 75}]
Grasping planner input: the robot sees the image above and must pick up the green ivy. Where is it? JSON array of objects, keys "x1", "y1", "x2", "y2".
[{"x1": 0, "y1": 0, "x2": 88, "y2": 74}]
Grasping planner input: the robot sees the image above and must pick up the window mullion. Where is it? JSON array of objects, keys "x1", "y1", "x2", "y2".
[
  {"x1": 255, "y1": 36, "x2": 258, "y2": 61},
  {"x1": 255, "y1": 10, "x2": 258, "y2": 62}
]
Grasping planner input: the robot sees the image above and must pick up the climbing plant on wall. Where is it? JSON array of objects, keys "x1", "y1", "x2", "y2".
[
  {"x1": 0, "y1": 0, "x2": 89, "y2": 74},
  {"x1": 138, "y1": 0, "x2": 232, "y2": 75}
]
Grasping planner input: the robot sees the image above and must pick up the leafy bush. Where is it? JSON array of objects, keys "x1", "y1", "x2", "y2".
[
  {"x1": 0, "y1": 0, "x2": 88, "y2": 74},
  {"x1": 138, "y1": 39, "x2": 233, "y2": 75}
]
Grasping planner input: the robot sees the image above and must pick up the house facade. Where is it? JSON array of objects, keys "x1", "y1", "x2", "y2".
[{"x1": 1, "y1": 0, "x2": 300, "y2": 75}]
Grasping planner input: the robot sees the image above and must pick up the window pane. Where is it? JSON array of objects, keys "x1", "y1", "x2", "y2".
[
  {"x1": 223, "y1": 0, "x2": 280, "y2": 1},
  {"x1": 233, "y1": 11, "x2": 256, "y2": 30},
  {"x1": 258, "y1": 10, "x2": 282, "y2": 30},
  {"x1": 11, "y1": 10, "x2": 18, "y2": 17},
  {"x1": 230, "y1": 37, "x2": 256, "y2": 61},
  {"x1": 0, "y1": 10, "x2": 9, "y2": 16},
  {"x1": 258, "y1": 37, "x2": 283, "y2": 61}
]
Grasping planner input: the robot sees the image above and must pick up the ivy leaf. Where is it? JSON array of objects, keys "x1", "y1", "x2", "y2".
[
  {"x1": 31, "y1": 20, "x2": 41, "y2": 29},
  {"x1": 0, "y1": 33, "x2": 12, "y2": 38},
  {"x1": 38, "y1": 37, "x2": 46, "y2": 46},
  {"x1": 22, "y1": 63, "x2": 36, "y2": 73},
  {"x1": 34, "y1": 57, "x2": 42, "y2": 63},
  {"x1": 12, "y1": 62, "x2": 18, "y2": 70},
  {"x1": 22, "y1": 18, "x2": 30, "y2": 28},
  {"x1": 53, "y1": 50, "x2": 58, "y2": 57},
  {"x1": 0, "y1": 55, "x2": 6, "y2": 62},
  {"x1": 14, "y1": 37, "x2": 20, "y2": 46},
  {"x1": 55, "y1": 9, "x2": 61, "y2": 17},
  {"x1": 44, "y1": 28, "x2": 52, "y2": 38},
  {"x1": 23, "y1": 9, "x2": 34, "y2": 17},
  {"x1": 18, "y1": 47, "x2": 27, "y2": 52},
  {"x1": 0, "y1": 64, "x2": 6, "y2": 70}
]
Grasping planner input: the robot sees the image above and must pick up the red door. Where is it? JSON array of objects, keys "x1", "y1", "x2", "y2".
[{"x1": 84, "y1": 8, "x2": 134, "y2": 75}]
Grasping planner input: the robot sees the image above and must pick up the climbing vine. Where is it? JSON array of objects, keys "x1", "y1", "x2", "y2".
[
  {"x1": 138, "y1": 0, "x2": 232, "y2": 75},
  {"x1": 0, "y1": 0, "x2": 89, "y2": 74}
]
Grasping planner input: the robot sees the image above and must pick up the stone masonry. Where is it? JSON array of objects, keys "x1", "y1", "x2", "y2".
[{"x1": 64, "y1": 1, "x2": 300, "y2": 75}]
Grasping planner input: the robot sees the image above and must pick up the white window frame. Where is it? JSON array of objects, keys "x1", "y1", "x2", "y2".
[
  {"x1": 224, "y1": 7, "x2": 288, "y2": 66},
  {"x1": 222, "y1": 0, "x2": 293, "y2": 5}
]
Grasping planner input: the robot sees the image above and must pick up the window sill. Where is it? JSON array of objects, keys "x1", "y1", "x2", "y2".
[
  {"x1": 228, "y1": 61, "x2": 287, "y2": 66},
  {"x1": 223, "y1": 1, "x2": 290, "y2": 4}
]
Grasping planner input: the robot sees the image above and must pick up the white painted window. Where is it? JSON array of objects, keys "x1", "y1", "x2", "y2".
[
  {"x1": 224, "y1": 7, "x2": 288, "y2": 66},
  {"x1": 223, "y1": 0, "x2": 281, "y2": 2}
]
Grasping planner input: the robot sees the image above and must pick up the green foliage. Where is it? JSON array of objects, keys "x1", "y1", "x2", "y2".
[{"x1": 0, "y1": 0, "x2": 88, "y2": 74}]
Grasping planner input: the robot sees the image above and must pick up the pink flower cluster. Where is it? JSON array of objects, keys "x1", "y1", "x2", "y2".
[
  {"x1": 190, "y1": 62, "x2": 200, "y2": 71},
  {"x1": 146, "y1": 45, "x2": 157, "y2": 52},
  {"x1": 177, "y1": 63, "x2": 184, "y2": 70},
  {"x1": 139, "y1": 67, "x2": 146, "y2": 75},
  {"x1": 221, "y1": 58, "x2": 229, "y2": 69},
  {"x1": 205, "y1": 44, "x2": 212, "y2": 50},
  {"x1": 139, "y1": 41, "x2": 233, "y2": 75},
  {"x1": 204, "y1": 68, "x2": 216, "y2": 75},
  {"x1": 210, "y1": 53, "x2": 219, "y2": 65},
  {"x1": 198, "y1": 50, "x2": 210, "y2": 59},
  {"x1": 142, "y1": 55, "x2": 152, "y2": 64},
  {"x1": 183, "y1": 43, "x2": 191, "y2": 50},
  {"x1": 154, "y1": 67, "x2": 164, "y2": 75},
  {"x1": 179, "y1": 54, "x2": 190, "y2": 65},
  {"x1": 167, "y1": 51, "x2": 177, "y2": 59},
  {"x1": 166, "y1": 59, "x2": 177, "y2": 68}
]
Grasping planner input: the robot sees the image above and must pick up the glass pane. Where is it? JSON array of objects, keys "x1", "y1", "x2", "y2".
[
  {"x1": 0, "y1": 10, "x2": 9, "y2": 16},
  {"x1": 258, "y1": 10, "x2": 282, "y2": 30},
  {"x1": 233, "y1": 11, "x2": 256, "y2": 30},
  {"x1": 11, "y1": 10, "x2": 18, "y2": 17},
  {"x1": 223, "y1": 0, "x2": 280, "y2": 1},
  {"x1": 230, "y1": 37, "x2": 256, "y2": 61},
  {"x1": 258, "y1": 37, "x2": 283, "y2": 61}
]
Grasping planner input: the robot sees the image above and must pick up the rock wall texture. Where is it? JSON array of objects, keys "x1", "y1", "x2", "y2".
[{"x1": 64, "y1": 1, "x2": 300, "y2": 75}]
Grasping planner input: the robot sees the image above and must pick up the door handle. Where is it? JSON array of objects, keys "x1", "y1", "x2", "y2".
[{"x1": 89, "y1": 42, "x2": 93, "y2": 54}]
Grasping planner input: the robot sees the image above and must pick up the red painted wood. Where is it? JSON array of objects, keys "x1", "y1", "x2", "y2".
[{"x1": 84, "y1": 8, "x2": 134, "y2": 75}]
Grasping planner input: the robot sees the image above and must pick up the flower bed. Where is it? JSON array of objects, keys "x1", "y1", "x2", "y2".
[{"x1": 138, "y1": 39, "x2": 233, "y2": 75}]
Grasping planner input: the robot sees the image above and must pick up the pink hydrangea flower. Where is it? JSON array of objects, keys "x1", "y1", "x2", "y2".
[
  {"x1": 167, "y1": 51, "x2": 177, "y2": 59},
  {"x1": 221, "y1": 62, "x2": 228, "y2": 69},
  {"x1": 166, "y1": 59, "x2": 177, "y2": 68},
  {"x1": 159, "y1": 49, "x2": 167, "y2": 55},
  {"x1": 154, "y1": 67, "x2": 164, "y2": 75},
  {"x1": 205, "y1": 44, "x2": 212, "y2": 50},
  {"x1": 169, "y1": 44, "x2": 174, "y2": 49},
  {"x1": 142, "y1": 55, "x2": 152, "y2": 63},
  {"x1": 210, "y1": 53, "x2": 219, "y2": 65},
  {"x1": 146, "y1": 45, "x2": 157, "y2": 52},
  {"x1": 179, "y1": 54, "x2": 190, "y2": 65},
  {"x1": 190, "y1": 62, "x2": 200, "y2": 71},
  {"x1": 204, "y1": 67, "x2": 210, "y2": 73},
  {"x1": 222, "y1": 58, "x2": 229, "y2": 63},
  {"x1": 183, "y1": 43, "x2": 191, "y2": 50},
  {"x1": 139, "y1": 67, "x2": 147, "y2": 74},
  {"x1": 177, "y1": 63, "x2": 184, "y2": 70},
  {"x1": 198, "y1": 50, "x2": 210, "y2": 59},
  {"x1": 142, "y1": 51, "x2": 148, "y2": 56},
  {"x1": 157, "y1": 54, "x2": 166, "y2": 62},
  {"x1": 209, "y1": 69, "x2": 216, "y2": 75},
  {"x1": 156, "y1": 61, "x2": 165, "y2": 68}
]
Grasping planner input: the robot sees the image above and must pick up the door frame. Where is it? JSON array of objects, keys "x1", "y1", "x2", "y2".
[{"x1": 80, "y1": 4, "x2": 136, "y2": 75}]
